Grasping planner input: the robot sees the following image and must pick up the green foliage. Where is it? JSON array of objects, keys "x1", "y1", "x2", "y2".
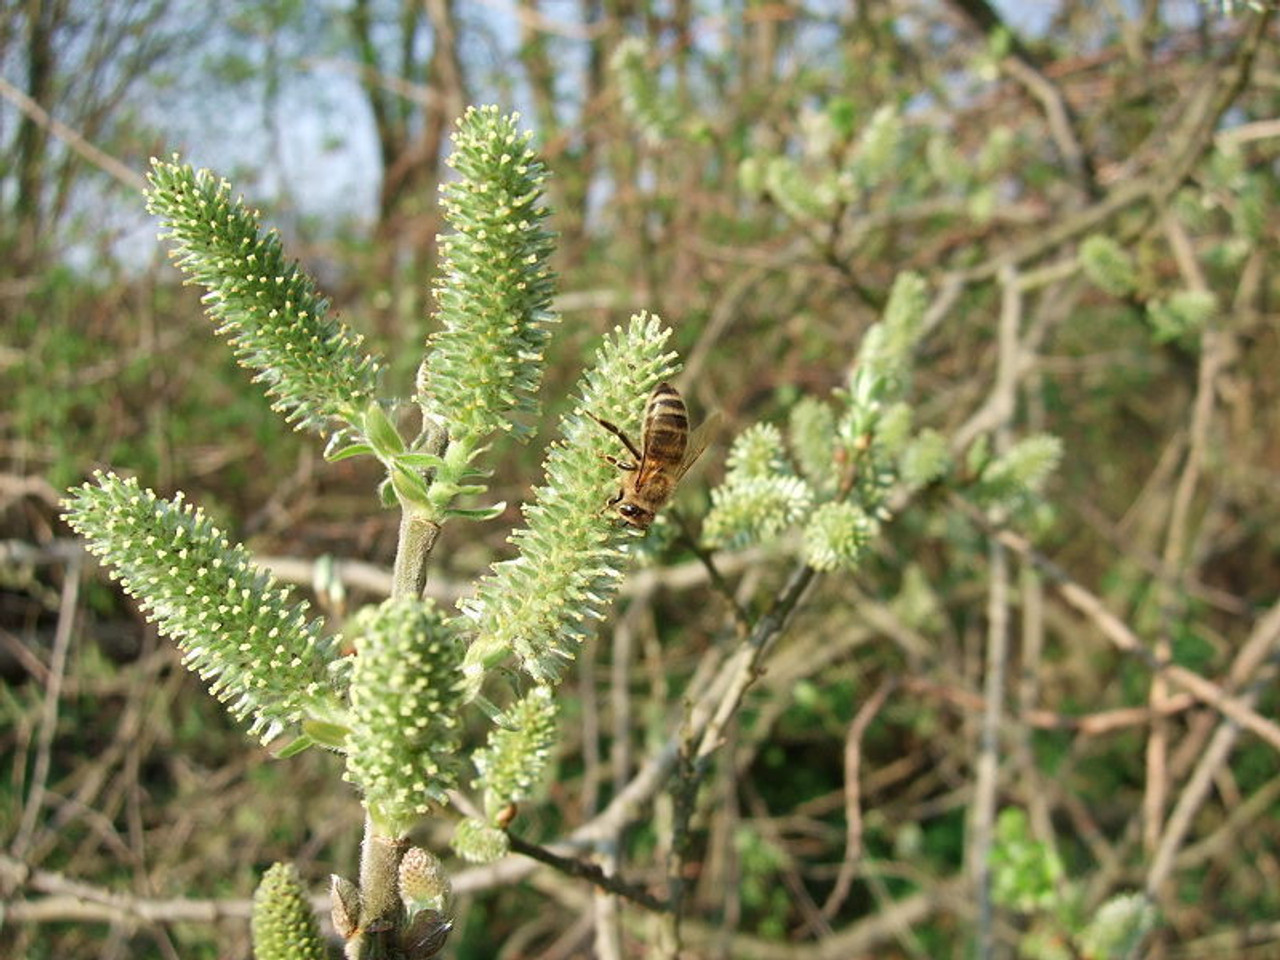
[
  {"x1": 610, "y1": 37, "x2": 684, "y2": 143},
  {"x1": 251, "y1": 863, "x2": 326, "y2": 960},
  {"x1": 416, "y1": 105, "x2": 557, "y2": 447},
  {"x1": 8, "y1": 269, "x2": 303, "y2": 495},
  {"x1": 990, "y1": 808, "x2": 1159, "y2": 959},
  {"x1": 458, "y1": 313, "x2": 678, "y2": 689},
  {"x1": 705, "y1": 271, "x2": 935, "y2": 561},
  {"x1": 146, "y1": 159, "x2": 382, "y2": 438},
  {"x1": 704, "y1": 426, "x2": 813, "y2": 549},
  {"x1": 973, "y1": 434, "x2": 1064, "y2": 509},
  {"x1": 1146, "y1": 289, "x2": 1216, "y2": 345},
  {"x1": 733, "y1": 828, "x2": 792, "y2": 939},
  {"x1": 1076, "y1": 894, "x2": 1157, "y2": 959},
  {"x1": 990, "y1": 808, "x2": 1065, "y2": 913},
  {"x1": 1080, "y1": 235, "x2": 1138, "y2": 296},
  {"x1": 343, "y1": 598, "x2": 466, "y2": 833},
  {"x1": 62, "y1": 472, "x2": 337, "y2": 743}
]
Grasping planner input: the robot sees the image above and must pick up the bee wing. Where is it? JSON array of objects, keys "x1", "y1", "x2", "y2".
[{"x1": 675, "y1": 410, "x2": 722, "y2": 480}]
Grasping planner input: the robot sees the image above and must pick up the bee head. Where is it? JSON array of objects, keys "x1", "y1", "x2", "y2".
[{"x1": 617, "y1": 503, "x2": 654, "y2": 529}]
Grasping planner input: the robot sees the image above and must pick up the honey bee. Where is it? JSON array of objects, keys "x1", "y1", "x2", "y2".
[{"x1": 589, "y1": 382, "x2": 718, "y2": 530}]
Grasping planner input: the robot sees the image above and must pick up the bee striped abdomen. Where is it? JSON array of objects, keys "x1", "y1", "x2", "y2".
[
  {"x1": 590, "y1": 380, "x2": 710, "y2": 530},
  {"x1": 643, "y1": 382, "x2": 688, "y2": 465}
]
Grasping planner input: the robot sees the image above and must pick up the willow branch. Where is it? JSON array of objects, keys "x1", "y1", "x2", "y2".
[
  {"x1": 506, "y1": 833, "x2": 667, "y2": 913},
  {"x1": 962, "y1": 506, "x2": 1280, "y2": 753},
  {"x1": 0, "y1": 76, "x2": 146, "y2": 192}
]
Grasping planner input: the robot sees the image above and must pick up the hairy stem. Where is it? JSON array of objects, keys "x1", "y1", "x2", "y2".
[
  {"x1": 391, "y1": 511, "x2": 442, "y2": 601},
  {"x1": 349, "y1": 441, "x2": 448, "y2": 958},
  {"x1": 357, "y1": 820, "x2": 410, "y2": 929}
]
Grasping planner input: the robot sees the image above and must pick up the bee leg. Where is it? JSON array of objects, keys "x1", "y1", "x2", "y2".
[
  {"x1": 602, "y1": 454, "x2": 637, "y2": 471},
  {"x1": 586, "y1": 412, "x2": 643, "y2": 463},
  {"x1": 599, "y1": 488, "x2": 624, "y2": 518}
]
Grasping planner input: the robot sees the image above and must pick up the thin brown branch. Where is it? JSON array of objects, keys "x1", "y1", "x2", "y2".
[
  {"x1": 963, "y1": 507, "x2": 1280, "y2": 753},
  {"x1": 0, "y1": 853, "x2": 253, "y2": 926},
  {"x1": 670, "y1": 509, "x2": 751, "y2": 635},
  {"x1": 12, "y1": 553, "x2": 80, "y2": 858},
  {"x1": 1144, "y1": 208, "x2": 1229, "y2": 863},
  {"x1": 949, "y1": 8, "x2": 1273, "y2": 285},
  {"x1": 0, "y1": 75, "x2": 146, "y2": 193},
  {"x1": 506, "y1": 833, "x2": 667, "y2": 914},
  {"x1": 900, "y1": 676, "x2": 1198, "y2": 736},
  {"x1": 820, "y1": 677, "x2": 897, "y2": 923},
  {"x1": 1144, "y1": 600, "x2": 1280, "y2": 896}
]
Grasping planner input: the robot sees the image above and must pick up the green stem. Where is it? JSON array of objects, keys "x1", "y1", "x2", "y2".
[
  {"x1": 348, "y1": 433, "x2": 448, "y2": 959},
  {"x1": 349, "y1": 817, "x2": 409, "y2": 959},
  {"x1": 391, "y1": 420, "x2": 449, "y2": 601},
  {"x1": 391, "y1": 510, "x2": 441, "y2": 601}
]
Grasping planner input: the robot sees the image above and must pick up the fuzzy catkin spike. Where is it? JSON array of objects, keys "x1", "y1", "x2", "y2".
[
  {"x1": 704, "y1": 425, "x2": 813, "y2": 550},
  {"x1": 789, "y1": 397, "x2": 838, "y2": 494},
  {"x1": 848, "y1": 104, "x2": 904, "y2": 191},
  {"x1": 452, "y1": 818, "x2": 511, "y2": 864},
  {"x1": 703, "y1": 474, "x2": 813, "y2": 550},
  {"x1": 803, "y1": 502, "x2": 875, "y2": 572},
  {"x1": 416, "y1": 106, "x2": 557, "y2": 446},
  {"x1": 1146, "y1": 290, "x2": 1216, "y2": 344},
  {"x1": 765, "y1": 156, "x2": 840, "y2": 222},
  {"x1": 474, "y1": 686, "x2": 558, "y2": 822},
  {"x1": 839, "y1": 271, "x2": 926, "y2": 446},
  {"x1": 252, "y1": 863, "x2": 327, "y2": 960},
  {"x1": 976, "y1": 433, "x2": 1064, "y2": 507},
  {"x1": 344, "y1": 599, "x2": 467, "y2": 834},
  {"x1": 869, "y1": 271, "x2": 927, "y2": 391},
  {"x1": 726, "y1": 424, "x2": 790, "y2": 481},
  {"x1": 874, "y1": 402, "x2": 915, "y2": 458},
  {"x1": 62, "y1": 472, "x2": 334, "y2": 743},
  {"x1": 458, "y1": 313, "x2": 678, "y2": 689},
  {"x1": 146, "y1": 158, "x2": 381, "y2": 437},
  {"x1": 899, "y1": 429, "x2": 951, "y2": 490}
]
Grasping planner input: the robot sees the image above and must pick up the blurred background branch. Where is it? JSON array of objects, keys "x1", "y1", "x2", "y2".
[{"x1": 3, "y1": 2, "x2": 1278, "y2": 957}]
